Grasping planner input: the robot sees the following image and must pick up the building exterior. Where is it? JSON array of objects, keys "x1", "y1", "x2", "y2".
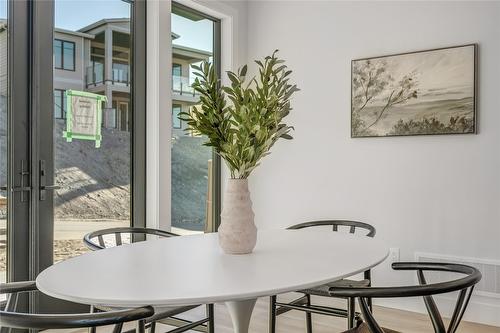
[
  {"x1": 170, "y1": 43, "x2": 212, "y2": 136},
  {"x1": 52, "y1": 18, "x2": 211, "y2": 133}
]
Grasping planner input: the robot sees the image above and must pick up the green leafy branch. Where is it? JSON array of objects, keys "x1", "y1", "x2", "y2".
[{"x1": 179, "y1": 50, "x2": 299, "y2": 179}]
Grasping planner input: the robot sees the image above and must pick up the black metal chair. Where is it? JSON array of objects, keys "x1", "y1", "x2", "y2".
[
  {"x1": 269, "y1": 220, "x2": 376, "y2": 333},
  {"x1": 0, "y1": 281, "x2": 154, "y2": 333},
  {"x1": 330, "y1": 262, "x2": 482, "y2": 333},
  {"x1": 84, "y1": 227, "x2": 215, "y2": 333}
]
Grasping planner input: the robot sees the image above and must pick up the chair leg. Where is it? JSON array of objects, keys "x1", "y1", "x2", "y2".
[
  {"x1": 355, "y1": 313, "x2": 363, "y2": 327},
  {"x1": 137, "y1": 320, "x2": 146, "y2": 333},
  {"x1": 347, "y1": 297, "x2": 355, "y2": 329},
  {"x1": 305, "y1": 294, "x2": 313, "y2": 333},
  {"x1": 112, "y1": 322, "x2": 123, "y2": 333},
  {"x1": 364, "y1": 270, "x2": 373, "y2": 312},
  {"x1": 269, "y1": 295, "x2": 277, "y2": 333},
  {"x1": 90, "y1": 305, "x2": 97, "y2": 333},
  {"x1": 207, "y1": 304, "x2": 215, "y2": 333}
]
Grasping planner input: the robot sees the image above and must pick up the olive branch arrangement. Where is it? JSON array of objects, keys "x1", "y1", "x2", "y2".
[{"x1": 179, "y1": 50, "x2": 299, "y2": 179}]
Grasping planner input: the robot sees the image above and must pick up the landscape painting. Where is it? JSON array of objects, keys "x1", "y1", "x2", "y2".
[{"x1": 351, "y1": 44, "x2": 476, "y2": 137}]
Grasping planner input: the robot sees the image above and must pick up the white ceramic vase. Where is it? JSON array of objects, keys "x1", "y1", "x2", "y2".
[{"x1": 218, "y1": 178, "x2": 257, "y2": 254}]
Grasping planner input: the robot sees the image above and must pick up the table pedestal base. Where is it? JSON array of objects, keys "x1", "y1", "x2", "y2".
[{"x1": 225, "y1": 298, "x2": 257, "y2": 333}]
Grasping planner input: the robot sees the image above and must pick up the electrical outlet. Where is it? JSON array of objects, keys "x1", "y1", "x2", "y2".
[{"x1": 389, "y1": 247, "x2": 400, "y2": 262}]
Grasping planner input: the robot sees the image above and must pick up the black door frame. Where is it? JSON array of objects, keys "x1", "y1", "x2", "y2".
[
  {"x1": 5, "y1": 0, "x2": 147, "y2": 313},
  {"x1": 7, "y1": 0, "x2": 32, "y2": 287}
]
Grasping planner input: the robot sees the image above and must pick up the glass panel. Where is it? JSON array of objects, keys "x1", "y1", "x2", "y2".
[
  {"x1": 172, "y1": 63, "x2": 181, "y2": 77},
  {"x1": 62, "y1": 41, "x2": 74, "y2": 70},
  {"x1": 54, "y1": 39, "x2": 62, "y2": 68},
  {"x1": 54, "y1": 89, "x2": 62, "y2": 118},
  {"x1": 88, "y1": 59, "x2": 104, "y2": 85},
  {"x1": 53, "y1": 0, "x2": 132, "y2": 262},
  {"x1": 0, "y1": 0, "x2": 7, "y2": 284},
  {"x1": 171, "y1": 7, "x2": 215, "y2": 235},
  {"x1": 172, "y1": 104, "x2": 181, "y2": 129},
  {"x1": 62, "y1": 91, "x2": 67, "y2": 119},
  {"x1": 112, "y1": 62, "x2": 128, "y2": 83}
]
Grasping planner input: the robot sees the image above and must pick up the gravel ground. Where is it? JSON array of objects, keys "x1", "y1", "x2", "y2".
[
  {"x1": 53, "y1": 120, "x2": 131, "y2": 220},
  {"x1": 53, "y1": 239, "x2": 91, "y2": 263},
  {"x1": 0, "y1": 239, "x2": 90, "y2": 271}
]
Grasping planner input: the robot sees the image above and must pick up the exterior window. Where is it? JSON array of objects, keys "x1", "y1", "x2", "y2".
[
  {"x1": 172, "y1": 63, "x2": 182, "y2": 77},
  {"x1": 54, "y1": 89, "x2": 66, "y2": 119},
  {"x1": 172, "y1": 104, "x2": 182, "y2": 129},
  {"x1": 54, "y1": 39, "x2": 75, "y2": 71}
]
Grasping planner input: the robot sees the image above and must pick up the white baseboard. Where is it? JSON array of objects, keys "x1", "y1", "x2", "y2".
[{"x1": 375, "y1": 293, "x2": 500, "y2": 327}]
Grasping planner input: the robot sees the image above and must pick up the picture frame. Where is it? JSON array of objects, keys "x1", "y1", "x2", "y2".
[{"x1": 351, "y1": 44, "x2": 477, "y2": 138}]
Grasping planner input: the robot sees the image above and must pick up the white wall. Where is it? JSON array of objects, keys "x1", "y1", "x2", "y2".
[
  {"x1": 246, "y1": 0, "x2": 500, "y2": 326},
  {"x1": 147, "y1": 0, "x2": 171, "y2": 230}
]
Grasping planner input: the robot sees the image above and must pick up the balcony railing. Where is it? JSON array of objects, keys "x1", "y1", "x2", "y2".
[
  {"x1": 86, "y1": 63, "x2": 104, "y2": 86},
  {"x1": 86, "y1": 63, "x2": 130, "y2": 87},
  {"x1": 172, "y1": 76, "x2": 198, "y2": 97},
  {"x1": 85, "y1": 68, "x2": 198, "y2": 97}
]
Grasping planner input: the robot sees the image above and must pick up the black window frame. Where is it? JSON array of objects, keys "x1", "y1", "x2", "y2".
[
  {"x1": 4, "y1": 0, "x2": 147, "y2": 314},
  {"x1": 53, "y1": 89, "x2": 66, "y2": 119},
  {"x1": 54, "y1": 38, "x2": 75, "y2": 71}
]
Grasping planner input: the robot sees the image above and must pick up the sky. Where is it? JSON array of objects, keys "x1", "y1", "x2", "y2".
[
  {"x1": 0, "y1": 0, "x2": 212, "y2": 53},
  {"x1": 0, "y1": 1, "x2": 5, "y2": 19}
]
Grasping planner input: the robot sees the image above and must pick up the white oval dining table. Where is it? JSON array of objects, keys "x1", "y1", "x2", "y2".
[{"x1": 37, "y1": 229, "x2": 388, "y2": 333}]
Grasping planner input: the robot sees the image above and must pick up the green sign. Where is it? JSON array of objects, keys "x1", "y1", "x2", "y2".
[{"x1": 63, "y1": 90, "x2": 107, "y2": 148}]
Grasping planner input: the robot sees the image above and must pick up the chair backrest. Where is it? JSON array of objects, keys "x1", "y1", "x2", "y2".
[
  {"x1": 288, "y1": 220, "x2": 376, "y2": 238},
  {"x1": 84, "y1": 227, "x2": 178, "y2": 250},
  {"x1": 0, "y1": 281, "x2": 154, "y2": 331},
  {"x1": 330, "y1": 262, "x2": 482, "y2": 333}
]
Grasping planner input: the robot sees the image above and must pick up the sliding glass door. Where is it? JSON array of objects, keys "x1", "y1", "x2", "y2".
[
  {"x1": 170, "y1": 3, "x2": 221, "y2": 235},
  {"x1": 2, "y1": 0, "x2": 145, "y2": 312}
]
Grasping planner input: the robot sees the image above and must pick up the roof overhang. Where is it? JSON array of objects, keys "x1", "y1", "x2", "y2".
[
  {"x1": 78, "y1": 18, "x2": 130, "y2": 33},
  {"x1": 172, "y1": 45, "x2": 212, "y2": 63},
  {"x1": 55, "y1": 28, "x2": 95, "y2": 39}
]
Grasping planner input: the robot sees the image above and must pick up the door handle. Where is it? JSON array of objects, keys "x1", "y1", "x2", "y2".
[
  {"x1": 3, "y1": 160, "x2": 31, "y2": 202},
  {"x1": 39, "y1": 160, "x2": 59, "y2": 201},
  {"x1": 39, "y1": 185, "x2": 60, "y2": 190},
  {"x1": 1, "y1": 186, "x2": 32, "y2": 192}
]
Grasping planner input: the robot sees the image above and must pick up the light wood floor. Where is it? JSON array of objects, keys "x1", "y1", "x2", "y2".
[
  {"x1": 47, "y1": 294, "x2": 499, "y2": 333},
  {"x1": 158, "y1": 295, "x2": 499, "y2": 333}
]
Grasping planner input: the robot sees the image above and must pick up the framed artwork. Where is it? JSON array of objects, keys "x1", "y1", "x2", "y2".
[{"x1": 351, "y1": 44, "x2": 477, "y2": 138}]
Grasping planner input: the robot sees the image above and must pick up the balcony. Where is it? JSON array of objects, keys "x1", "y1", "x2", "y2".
[
  {"x1": 172, "y1": 76, "x2": 198, "y2": 97},
  {"x1": 86, "y1": 63, "x2": 130, "y2": 87}
]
